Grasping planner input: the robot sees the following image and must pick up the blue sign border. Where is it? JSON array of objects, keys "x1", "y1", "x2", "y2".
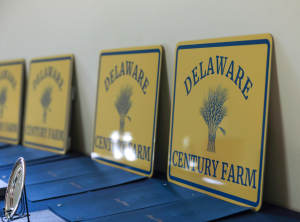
[
  {"x1": 93, "y1": 48, "x2": 161, "y2": 176},
  {"x1": 23, "y1": 56, "x2": 72, "y2": 151},
  {"x1": 0, "y1": 61, "x2": 23, "y2": 142},
  {"x1": 168, "y1": 39, "x2": 271, "y2": 207}
]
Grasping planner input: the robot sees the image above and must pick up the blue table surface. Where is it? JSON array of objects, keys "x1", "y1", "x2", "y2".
[
  {"x1": 0, "y1": 153, "x2": 299, "y2": 221},
  {"x1": 217, "y1": 203, "x2": 300, "y2": 222}
]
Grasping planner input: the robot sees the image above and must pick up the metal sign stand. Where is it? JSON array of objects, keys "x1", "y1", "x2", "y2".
[{"x1": 2, "y1": 185, "x2": 30, "y2": 222}]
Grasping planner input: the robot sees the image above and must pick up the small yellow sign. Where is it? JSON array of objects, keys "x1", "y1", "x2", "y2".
[
  {"x1": 167, "y1": 34, "x2": 273, "y2": 210},
  {"x1": 0, "y1": 59, "x2": 24, "y2": 144},
  {"x1": 92, "y1": 46, "x2": 162, "y2": 177},
  {"x1": 23, "y1": 54, "x2": 74, "y2": 154}
]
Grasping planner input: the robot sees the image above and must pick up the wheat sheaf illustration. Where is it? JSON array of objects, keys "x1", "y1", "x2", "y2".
[
  {"x1": 200, "y1": 85, "x2": 229, "y2": 153},
  {"x1": 40, "y1": 87, "x2": 52, "y2": 123},
  {"x1": 0, "y1": 87, "x2": 7, "y2": 118},
  {"x1": 115, "y1": 85, "x2": 133, "y2": 135}
]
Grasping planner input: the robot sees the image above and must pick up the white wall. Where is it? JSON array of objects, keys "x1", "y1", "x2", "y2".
[{"x1": 0, "y1": 0, "x2": 299, "y2": 212}]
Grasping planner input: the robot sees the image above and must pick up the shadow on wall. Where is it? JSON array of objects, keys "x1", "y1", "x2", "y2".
[
  {"x1": 19, "y1": 62, "x2": 27, "y2": 143},
  {"x1": 69, "y1": 60, "x2": 86, "y2": 154},
  {"x1": 154, "y1": 47, "x2": 171, "y2": 173},
  {"x1": 264, "y1": 42, "x2": 289, "y2": 207}
]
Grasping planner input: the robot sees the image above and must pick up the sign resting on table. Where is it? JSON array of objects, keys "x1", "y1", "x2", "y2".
[
  {"x1": 167, "y1": 34, "x2": 273, "y2": 210},
  {"x1": 92, "y1": 45, "x2": 162, "y2": 177},
  {"x1": 23, "y1": 54, "x2": 74, "y2": 154},
  {"x1": 0, "y1": 59, "x2": 25, "y2": 145}
]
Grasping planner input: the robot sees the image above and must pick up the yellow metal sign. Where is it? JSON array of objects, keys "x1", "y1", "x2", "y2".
[
  {"x1": 168, "y1": 34, "x2": 272, "y2": 210},
  {"x1": 92, "y1": 46, "x2": 162, "y2": 177},
  {"x1": 0, "y1": 59, "x2": 24, "y2": 144},
  {"x1": 23, "y1": 55, "x2": 74, "y2": 154}
]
